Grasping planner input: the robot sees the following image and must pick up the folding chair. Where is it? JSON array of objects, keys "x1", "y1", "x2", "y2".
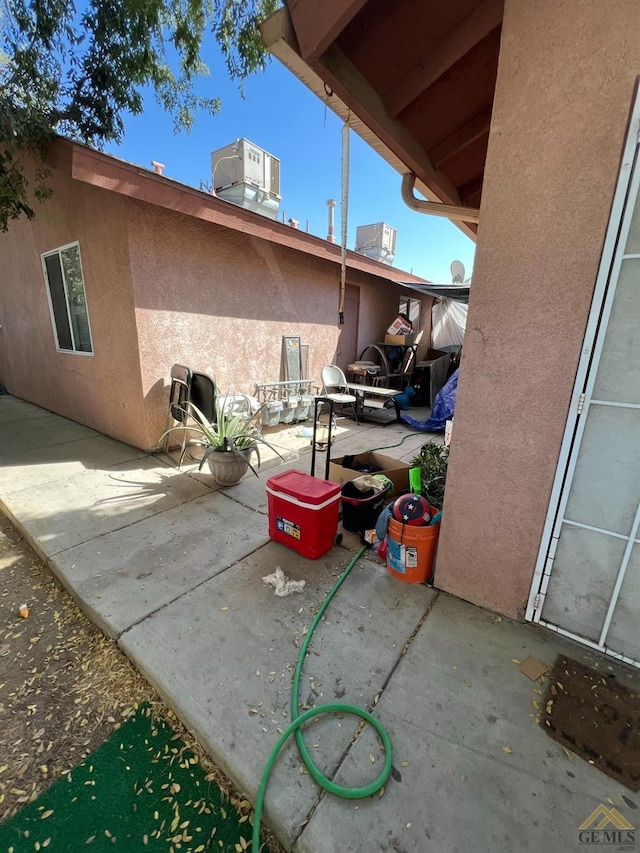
[
  {"x1": 163, "y1": 364, "x2": 192, "y2": 454},
  {"x1": 320, "y1": 364, "x2": 359, "y2": 424},
  {"x1": 190, "y1": 371, "x2": 217, "y2": 424},
  {"x1": 163, "y1": 367, "x2": 217, "y2": 466}
]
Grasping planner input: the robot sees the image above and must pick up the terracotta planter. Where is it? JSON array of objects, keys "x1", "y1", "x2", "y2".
[{"x1": 206, "y1": 447, "x2": 255, "y2": 486}]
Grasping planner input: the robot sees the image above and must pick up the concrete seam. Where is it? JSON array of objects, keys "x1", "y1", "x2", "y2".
[
  {"x1": 117, "y1": 539, "x2": 273, "y2": 639},
  {"x1": 216, "y1": 489, "x2": 268, "y2": 516},
  {"x1": 292, "y1": 590, "x2": 440, "y2": 846},
  {"x1": 40, "y1": 488, "x2": 219, "y2": 557},
  {"x1": 1, "y1": 491, "x2": 270, "y2": 641},
  {"x1": 0, "y1": 435, "x2": 108, "y2": 464}
]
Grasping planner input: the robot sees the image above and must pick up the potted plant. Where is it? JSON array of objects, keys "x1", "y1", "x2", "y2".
[
  {"x1": 410, "y1": 441, "x2": 449, "y2": 509},
  {"x1": 160, "y1": 400, "x2": 283, "y2": 486}
]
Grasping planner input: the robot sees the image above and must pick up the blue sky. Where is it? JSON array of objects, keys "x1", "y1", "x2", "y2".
[{"x1": 105, "y1": 46, "x2": 475, "y2": 284}]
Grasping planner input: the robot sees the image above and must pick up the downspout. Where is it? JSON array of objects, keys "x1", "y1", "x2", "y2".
[
  {"x1": 401, "y1": 173, "x2": 480, "y2": 223},
  {"x1": 339, "y1": 123, "x2": 350, "y2": 324}
]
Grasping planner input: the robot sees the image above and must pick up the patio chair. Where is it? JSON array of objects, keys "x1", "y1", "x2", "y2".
[
  {"x1": 190, "y1": 371, "x2": 217, "y2": 424},
  {"x1": 163, "y1": 364, "x2": 192, "y2": 454},
  {"x1": 320, "y1": 364, "x2": 359, "y2": 424},
  {"x1": 163, "y1": 367, "x2": 217, "y2": 465}
]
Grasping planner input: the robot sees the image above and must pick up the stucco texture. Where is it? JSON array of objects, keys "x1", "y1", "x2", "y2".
[
  {"x1": 1, "y1": 137, "x2": 430, "y2": 453},
  {"x1": 436, "y1": 0, "x2": 640, "y2": 617},
  {"x1": 126, "y1": 202, "x2": 414, "y2": 449},
  {"x1": 0, "y1": 163, "x2": 148, "y2": 448}
]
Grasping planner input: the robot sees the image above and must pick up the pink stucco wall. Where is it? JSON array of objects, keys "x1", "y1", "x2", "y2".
[
  {"x1": 125, "y1": 201, "x2": 419, "y2": 449},
  {"x1": 0, "y1": 157, "x2": 149, "y2": 448},
  {"x1": 1, "y1": 139, "x2": 431, "y2": 452},
  {"x1": 436, "y1": 0, "x2": 640, "y2": 617},
  {"x1": 1, "y1": 141, "x2": 429, "y2": 452}
]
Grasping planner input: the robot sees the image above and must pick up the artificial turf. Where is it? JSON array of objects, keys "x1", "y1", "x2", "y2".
[{"x1": 0, "y1": 704, "x2": 252, "y2": 852}]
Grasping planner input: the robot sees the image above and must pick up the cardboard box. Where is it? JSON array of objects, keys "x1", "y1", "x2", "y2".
[
  {"x1": 384, "y1": 333, "x2": 416, "y2": 345},
  {"x1": 386, "y1": 315, "x2": 413, "y2": 336},
  {"x1": 328, "y1": 451, "x2": 410, "y2": 496},
  {"x1": 419, "y1": 347, "x2": 449, "y2": 363}
]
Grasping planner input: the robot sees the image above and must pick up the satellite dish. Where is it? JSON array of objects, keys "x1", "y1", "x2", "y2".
[{"x1": 451, "y1": 260, "x2": 465, "y2": 283}]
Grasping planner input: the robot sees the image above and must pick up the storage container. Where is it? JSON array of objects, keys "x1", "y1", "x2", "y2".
[
  {"x1": 260, "y1": 399, "x2": 283, "y2": 427},
  {"x1": 341, "y1": 480, "x2": 391, "y2": 532},
  {"x1": 266, "y1": 469, "x2": 341, "y2": 559},
  {"x1": 413, "y1": 349, "x2": 450, "y2": 407},
  {"x1": 294, "y1": 394, "x2": 313, "y2": 422},
  {"x1": 386, "y1": 512, "x2": 440, "y2": 584},
  {"x1": 281, "y1": 396, "x2": 299, "y2": 423},
  {"x1": 328, "y1": 451, "x2": 410, "y2": 496}
]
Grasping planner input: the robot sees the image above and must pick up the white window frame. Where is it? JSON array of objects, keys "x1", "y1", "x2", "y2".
[{"x1": 41, "y1": 241, "x2": 94, "y2": 356}]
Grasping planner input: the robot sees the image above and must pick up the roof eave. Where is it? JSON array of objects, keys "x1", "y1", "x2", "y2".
[
  {"x1": 260, "y1": 7, "x2": 477, "y2": 242},
  {"x1": 45, "y1": 136, "x2": 429, "y2": 286}
]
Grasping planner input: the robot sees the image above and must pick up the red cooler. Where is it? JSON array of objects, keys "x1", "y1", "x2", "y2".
[{"x1": 266, "y1": 469, "x2": 341, "y2": 559}]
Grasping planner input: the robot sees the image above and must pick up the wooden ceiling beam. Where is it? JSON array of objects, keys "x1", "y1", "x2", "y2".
[
  {"x1": 458, "y1": 174, "x2": 484, "y2": 204},
  {"x1": 430, "y1": 108, "x2": 492, "y2": 167},
  {"x1": 262, "y1": 7, "x2": 479, "y2": 240},
  {"x1": 286, "y1": 0, "x2": 368, "y2": 61},
  {"x1": 317, "y1": 43, "x2": 465, "y2": 208},
  {"x1": 383, "y1": 0, "x2": 503, "y2": 119}
]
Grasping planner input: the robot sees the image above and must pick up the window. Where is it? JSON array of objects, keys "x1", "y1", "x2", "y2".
[
  {"x1": 399, "y1": 295, "x2": 421, "y2": 331},
  {"x1": 42, "y1": 242, "x2": 93, "y2": 354}
]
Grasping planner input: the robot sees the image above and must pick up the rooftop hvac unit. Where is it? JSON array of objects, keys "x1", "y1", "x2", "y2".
[
  {"x1": 211, "y1": 139, "x2": 281, "y2": 220},
  {"x1": 354, "y1": 222, "x2": 397, "y2": 265}
]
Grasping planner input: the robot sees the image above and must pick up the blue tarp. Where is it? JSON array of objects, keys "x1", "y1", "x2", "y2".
[{"x1": 401, "y1": 369, "x2": 459, "y2": 432}]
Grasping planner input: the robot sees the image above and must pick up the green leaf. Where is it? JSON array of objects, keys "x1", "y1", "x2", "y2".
[
  {"x1": 0, "y1": 0, "x2": 276, "y2": 229},
  {"x1": 410, "y1": 442, "x2": 449, "y2": 509}
]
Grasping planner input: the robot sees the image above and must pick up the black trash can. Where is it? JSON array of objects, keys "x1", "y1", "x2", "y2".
[{"x1": 341, "y1": 480, "x2": 391, "y2": 532}]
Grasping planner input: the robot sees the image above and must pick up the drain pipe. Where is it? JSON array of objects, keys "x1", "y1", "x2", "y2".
[
  {"x1": 339, "y1": 124, "x2": 350, "y2": 325},
  {"x1": 326, "y1": 198, "x2": 337, "y2": 243},
  {"x1": 401, "y1": 173, "x2": 480, "y2": 223}
]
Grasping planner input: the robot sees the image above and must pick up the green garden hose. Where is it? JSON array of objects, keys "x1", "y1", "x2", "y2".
[
  {"x1": 366, "y1": 431, "x2": 423, "y2": 453},
  {"x1": 252, "y1": 544, "x2": 393, "y2": 850}
]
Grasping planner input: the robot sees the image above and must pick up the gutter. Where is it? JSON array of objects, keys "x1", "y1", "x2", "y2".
[
  {"x1": 401, "y1": 174, "x2": 480, "y2": 224},
  {"x1": 260, "y1": 8, "x2": 478, "y2": 242}
]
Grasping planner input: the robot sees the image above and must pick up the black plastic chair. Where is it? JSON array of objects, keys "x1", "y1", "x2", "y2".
[
  {"x1": 190, "y1": 371, "x2": 217, "y2": 424},
  {"x1": 163, "y1": 367, "x2": 217, "y2": 463}
]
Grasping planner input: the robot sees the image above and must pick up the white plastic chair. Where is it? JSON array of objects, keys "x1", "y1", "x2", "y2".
[{"x1": 321, "y1": 364, "x2": 359, "y2": 424}]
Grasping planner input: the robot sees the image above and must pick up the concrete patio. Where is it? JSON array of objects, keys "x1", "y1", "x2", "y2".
[{"x1": 0, "y1": 392, "x2": 638, "y2": 852}]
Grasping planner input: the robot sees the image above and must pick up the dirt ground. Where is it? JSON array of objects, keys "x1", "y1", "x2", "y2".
[
  {"x1": 0, "y1": 512, "x2": 283, "y2": 851},
  {"x1": 0, "y1": 512, "x2": 158, "y2": 822}
]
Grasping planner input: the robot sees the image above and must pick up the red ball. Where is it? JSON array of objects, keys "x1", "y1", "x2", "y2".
[{"x1": 392, "y1": 494, "x2": 431, "y2": 526}]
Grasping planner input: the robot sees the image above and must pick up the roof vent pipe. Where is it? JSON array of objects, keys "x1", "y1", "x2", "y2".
[
  {"x1": 326, "y1": 199, "x2": 336, "y2": 243},
  {"x1": 151, "y1": 161, "x2": 166, "y2": 176},
  {"x1": 401, "y1": 173, "x2": 480, "y2": 223}
]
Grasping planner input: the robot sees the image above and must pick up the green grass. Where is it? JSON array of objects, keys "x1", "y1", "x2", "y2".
[{"x1": 0, "y1": 704, "x2": 252, "y2": 852}]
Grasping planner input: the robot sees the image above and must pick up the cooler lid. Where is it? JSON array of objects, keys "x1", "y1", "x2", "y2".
[{"x1": 267, "y1": 469, "x2": 341, "y2": 504}]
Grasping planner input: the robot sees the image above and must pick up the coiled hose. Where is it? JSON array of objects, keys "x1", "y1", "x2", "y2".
[{"x1": 252, "y1": 544, "x2": 393, "y2": 850}]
